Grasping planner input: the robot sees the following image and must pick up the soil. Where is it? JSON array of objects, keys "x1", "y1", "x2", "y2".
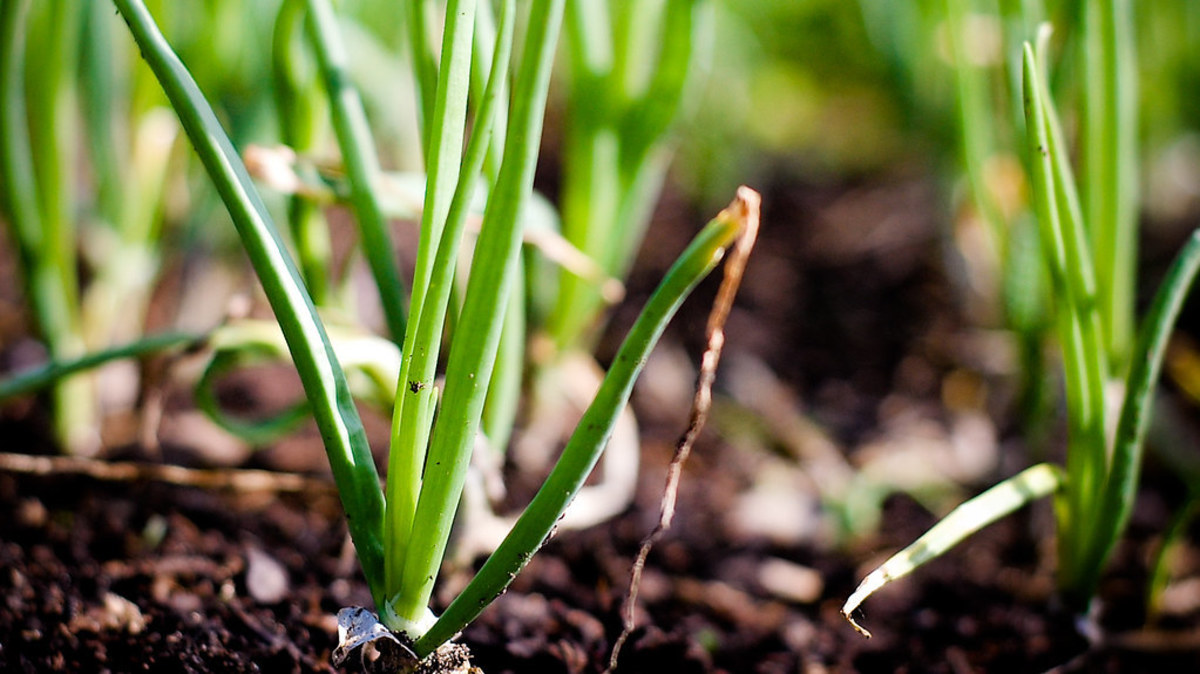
[{"x1": 4, "y1": 170, "x2": 1200, "y2": 673}]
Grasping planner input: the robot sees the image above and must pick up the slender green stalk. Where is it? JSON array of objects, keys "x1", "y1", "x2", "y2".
[
  {"x1": 1081, "y1": 0, "x2": 1137, "y2": 369},
  {"x1": 388, "y1": 0, "x2": 566, "y2": 633},
  {"x1": 550, "y1": 0, "x2": 701, "y2": 354},
  {"x1": 482, "y1": 270, "x2": 524, "y2": 453},
  {"x1": 383, "y1": 0, "x2": 505, "y2": 613},
  {"x1": 564, "y1": 0, "x2": 612, "y2": 82},
  {"x1": 1022, "y1": 43, "x2": 1109, "y2": 594},
  {"x1": 407, "y1": 0, "x2": 476, "y2": 315},
  {"x1": 2, "y1": 0, "x2": 95, "y2": 454},
  {"x1": 305, "y1": 0, "x2": 408, "y2": 341},
  {"x1": 406, "y1": 0, "x2": 437, "y2": 150},
  {"x1": 551, "y1": 2, "x2": 620, "y2": 352},
  {"x1": 25, "y1": 2, "x2": 82, "y2": 245},
  {"x1": 77, "y1": 3, "x2": 173, "y2": 361},
  {"x1": 0, "y1": 332, "x2": 201, "y2": 401},
  {"x1": 609, "y1": 0, "x2": 638, "y2": 99},
  {"x1": 552, "y1": 115, "x2": 621, "y2": 350},
  {"x1": 80, "y1": 98, "x2": 175, "y2": 353},
  {"x1": 618, "y1": 0, "x2": 697, "y2": 179},
  {"x1": 1084, "y1": 228, "x2": 1200, "y2": 597},
  {"x1": 470, "y1": 0, "x2": 508, "y2": 178},
  {"x1": 999, "y1": 0, "x2": 1042, "y2": 132},
  {"x1": 610, "y1": 0, "x2": 697, "y2": 279},
  {"x1": 946, "y1": 0, "x2": 1005, "y2": 249},
  {"x1": 81, "y1": 0, "x2": 124, "y2": 227},
  {"x1": 111, "y1": 0, "x2": 387, "y2": 607},
  {"x1": 417, "y1": 197, "x2": 744, "y2": 656},
  {"x1": 1004, "y1": 215, "x2": 1053, "y2": 441},
  {"x1": 273, "y1": 0, "x2": 332, "y2": 304},
  {"x1": 0, "y1": 0, "x2": 40, "y2": 258},
  {"x1": 472, "y1": 0, "x2": 519, "y2": 454}
]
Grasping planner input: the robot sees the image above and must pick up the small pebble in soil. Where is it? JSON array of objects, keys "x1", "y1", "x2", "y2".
[
  {"x1": 245, "y1": 547, "x2": 289, "y2": 604},
  {"x1": 758, "y1": 557, "x2": 823, "y2": 604}
]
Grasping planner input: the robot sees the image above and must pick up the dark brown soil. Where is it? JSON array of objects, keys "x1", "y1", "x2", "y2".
[
  {"x1": 3, "y1": 438, "x2": 1198, "y2": 673},
  {"x1": 4, "y1": 172, "x2": 1200, "y2": 673}
]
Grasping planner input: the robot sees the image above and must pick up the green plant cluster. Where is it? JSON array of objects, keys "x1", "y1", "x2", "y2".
[
  {"x1": 845, "y1": 0, "x2": 1200, "y2": 634},
  {"x1": 2, "y1": 0, "x2": 740, "y2": 662}
]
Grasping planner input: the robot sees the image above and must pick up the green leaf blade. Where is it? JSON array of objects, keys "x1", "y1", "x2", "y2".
[
  {"x1": 843, "y1": 463, "x2": 1064, "y2": 638},
  {"x1": 416, "y1": 201, "x2": 743, "y2": 656},
  {"x1": 387, "y1": 0, "x2": 568, "y2": 632}
]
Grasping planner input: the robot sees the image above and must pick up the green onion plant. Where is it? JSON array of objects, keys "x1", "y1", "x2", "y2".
[
  {"x1": 100, "y1": 0, "x2": 749, "y2": 664},
  {"x1": 845, "y1": 12, "x2": 1200, "y2": 634}
]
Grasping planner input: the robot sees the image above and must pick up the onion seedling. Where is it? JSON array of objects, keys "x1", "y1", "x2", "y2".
[
  {"x1": 109, "y1": 0, "x2": 753, "y2": 666},
  {"x1": 845, "y1": 20, "x2": 1200, "y2": 635}
]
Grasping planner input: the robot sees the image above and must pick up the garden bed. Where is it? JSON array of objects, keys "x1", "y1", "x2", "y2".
[{"x1": 4, "y1": 175, "x2": 1200, "y2": 673}]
